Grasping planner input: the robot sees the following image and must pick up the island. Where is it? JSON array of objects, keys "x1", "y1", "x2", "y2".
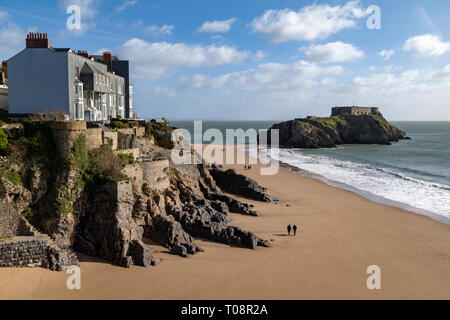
[{"x1": 265, "y1": 106, "x2": 407, "y2": 149}]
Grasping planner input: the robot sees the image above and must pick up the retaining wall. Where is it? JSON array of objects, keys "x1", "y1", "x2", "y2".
[{"x1": 0, "y1": 237, "x2": 49, "y2": 268}]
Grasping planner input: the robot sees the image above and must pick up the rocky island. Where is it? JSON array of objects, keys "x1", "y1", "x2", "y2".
[{"x1": 266, "y1": 107, "x2": 407, "y2": 149}]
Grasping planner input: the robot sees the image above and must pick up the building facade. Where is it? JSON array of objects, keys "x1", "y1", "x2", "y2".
[
  {"x1": 331, "y1": 106, "x2": 380, "y2": 116},
  {"x1": 0, "y1": 60, "x2": 7, "y2": 114},
  {"x1": 91, "y1": 53, "x2": 135, "y2": 119},
  {"x1": 8, "y1": 33, "x2": 131, "y2": 121}
]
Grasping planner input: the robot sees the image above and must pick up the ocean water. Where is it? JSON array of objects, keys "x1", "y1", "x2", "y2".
[{"x1": 170, "y1": 121, "x2": 450, "y2": 222}]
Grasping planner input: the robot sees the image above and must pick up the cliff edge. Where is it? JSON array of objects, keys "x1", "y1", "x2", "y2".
[{"x1": 266, "y1": 114, "x2": 406, "y2": 148}]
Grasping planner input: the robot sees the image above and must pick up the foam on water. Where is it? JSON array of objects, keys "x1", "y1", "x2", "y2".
[{"x1": 259, "y1": 148, "x2": 450, "y2": 221}]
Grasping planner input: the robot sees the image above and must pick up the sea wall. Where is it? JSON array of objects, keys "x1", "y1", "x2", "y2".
[{"x1": 0, "y1": 237, "x2": 49, "y2": 268}]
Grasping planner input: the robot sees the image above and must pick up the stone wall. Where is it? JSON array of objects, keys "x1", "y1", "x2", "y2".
[
  {"x1": 117, "y1": 128, "x2": 135, "y2": 136},
  {"x1": 86, "y1": 128, "x2": 103, "y2": 150},
  {"x1": 49, "y1": 121, "x2": 86, "y2": 159},
  {"x1": 0, "y1": 206, "x2": 33, "y2": 238},
  {"x1": 0, "y1": 213, "x2": 79, "y2": 270},
  {"x1": 122, "y1": 162, "x2": 143, "y2": 190},
  {"x1": 135, "y1": 127, "x2": 145, "y2": 138},
  {"x1": 103, "y1": 131, "x2": 118, "y2": 150},
  {"x1": 0, "y1": 237, "x2": 49, "y2": 268},
  {"x1": 331, "y1": 107, "x2": 380, "y2": 116},
  {"x1": 142, "y1": 159, "x2": 170, "y2": 191},
  {"x1": 118, "y1": 132, "x2": 134, "y2": 149}
]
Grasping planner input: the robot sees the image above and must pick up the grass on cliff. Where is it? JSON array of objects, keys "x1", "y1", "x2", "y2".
[
  {"x1": 0, "y1": 128, "x2": 7, "y2": 155},
  {"x1": 117, "y1": 153, "x2": 135, "y2": 167},
  {"x1": 301, "y1": 116, "x2": 348, "y2": 130},
  {"x1": 70, "y1": 136, "x2": 128, "y2": 203},
  {"x1": 18, "y1": 121, "x2": 56, "y2": 158},
  {"x1": 71, "y1": 134, "x2": 89, "y2": 172},
  {"x1": 145, "y1": 119, "x2": 175, "y2": 149},
  {"x1": 0, "y1": 172, "x2": 22, "y2": 186}
]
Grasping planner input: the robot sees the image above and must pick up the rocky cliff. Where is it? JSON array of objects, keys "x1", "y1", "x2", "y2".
[
  {"x1": 266, "y1": 114, "x2": 406, "y2": 149},
  {"x1": 0, "y1": 121, "x2": 273, "y2": 270}
]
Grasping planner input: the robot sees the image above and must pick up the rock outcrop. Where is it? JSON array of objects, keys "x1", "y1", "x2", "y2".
[
  {"x1": 266, "y1": 114, "x2": 406, "y2": 149},
  {"x1": 209, "y1": 167, "x2": 278, "y2": 203}
]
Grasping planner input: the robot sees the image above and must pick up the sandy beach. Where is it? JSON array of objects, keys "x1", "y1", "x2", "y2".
[{"x1": 1, "y1": 145, "x2": 449, "y2": 300}]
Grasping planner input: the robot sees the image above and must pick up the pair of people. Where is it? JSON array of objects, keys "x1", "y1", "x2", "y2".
[
  {"x1": 287, "y1": 224, "x2": 298, "y2": 236},
  {"x1": 244, "y1": 165, "x2": 252, "y2": 170}
]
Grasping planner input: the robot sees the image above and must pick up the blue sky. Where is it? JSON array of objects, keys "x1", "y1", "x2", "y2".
[{"x1": 1, "y1": 0, "x2": 449, "y2": 120}]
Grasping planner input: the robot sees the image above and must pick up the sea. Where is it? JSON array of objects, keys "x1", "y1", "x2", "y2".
[{"x1": 170, "y1": 120, "x2": 450, "y2": 224}]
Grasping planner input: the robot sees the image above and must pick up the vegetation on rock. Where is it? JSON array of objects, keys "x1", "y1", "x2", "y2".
[
  {"x1": 145, "y1": 119, "x2": 175, "y2": 149},
  {"x1": 0, "y1": 128, "x2": 7, "y2": 155}
]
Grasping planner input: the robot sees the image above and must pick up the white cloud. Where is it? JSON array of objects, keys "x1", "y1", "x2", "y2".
[
  {"x1": 145, "y1": 24, "x2": 174, "y2": 36},
  {"x1": 198, "y1": 18, "x2": 237, "y2": 33},
  {"x1": 132, "y1": 21, "x2": 174, "y2": 36},
  {"x1": 331, "y1": 65, "x2": 450, "y2": 119},
  {"x1": 378, "y1": 49, "x2": 395, "y2": 61},
  {"x1": 0, "y1": 13, "x2": 26, "y2": 59},
  {"x1": 115, "y1": 0, "x2": 138, "y2": 13},
  {"x1": 304, "y1": 41, "x2": 364, "y2": 64},
  {"x1": 177, "y1": 60, "x2": 344, "y2": 91},
  {"x1": 403, "y1": 34, "x2": 450, "y2": 57},
  {"x1": 116, "y1": 38, "x2": 249, "y2": 81},
  {"x1": 250, "y1": 1, "x2": 367, "y2": 43},
  {"x1": 59, "y1": 0, "x2": 98, "y2": 31},
  {"x1": 254, "y1": 50, "x2": 266, "y2": 61},
  {"x1": 0, "y1": 11, "x2": 8, "y2": 23}
]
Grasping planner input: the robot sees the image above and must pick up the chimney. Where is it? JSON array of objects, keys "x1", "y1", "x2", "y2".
[
  {"x1": 77, "y1": 50, "x2": 91, "y2": 58},
  {"x1": 26, "y1": 32, "x2": 50, "y2": 48},
  {"x1": 103, "y1": 51, "x2": 112, "y2": 71}
]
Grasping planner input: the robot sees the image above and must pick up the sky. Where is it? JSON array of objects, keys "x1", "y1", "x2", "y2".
[{"x1": 0, "y1": 0, "x2": 449, "y2": 121}]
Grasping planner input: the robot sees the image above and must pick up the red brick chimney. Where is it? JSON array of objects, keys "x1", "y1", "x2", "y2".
[
  {"x1": 26, "y1": 32, "x2": 50, "y2": 48},
  {"x1": 103, "y1": 51, "x2": 113, "y2": 71}
]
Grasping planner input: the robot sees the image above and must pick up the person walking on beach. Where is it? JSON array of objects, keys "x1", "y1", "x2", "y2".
[
  {"x1": 287, "y1": 224, "x2": 292, "y2": 236},
  {"x1": 293, "y1": 225, "x2": 298, "y2": 236}
]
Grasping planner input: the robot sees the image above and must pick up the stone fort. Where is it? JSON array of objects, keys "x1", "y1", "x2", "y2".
[{"x1": 331, "y1": 106, "x2": 380, "y2": 116}]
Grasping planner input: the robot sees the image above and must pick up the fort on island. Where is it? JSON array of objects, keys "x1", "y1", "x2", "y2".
[{"x1": 331, "y1": 106, "x2": 380, "y2": 116}]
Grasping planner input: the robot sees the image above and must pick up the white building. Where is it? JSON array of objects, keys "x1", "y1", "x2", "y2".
[{"x1": 8, "y1": 33, "x2": 128, "y2": 121}]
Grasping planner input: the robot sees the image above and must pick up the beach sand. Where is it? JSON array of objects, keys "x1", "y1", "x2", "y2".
[{"x1": 1, "y1": 145, "x2": 449, "y2": 300}]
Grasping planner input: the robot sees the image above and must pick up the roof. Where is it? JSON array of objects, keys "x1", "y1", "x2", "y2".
[{"x1": 80, "y1": 62, "x2": 110, "y2": 77}]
